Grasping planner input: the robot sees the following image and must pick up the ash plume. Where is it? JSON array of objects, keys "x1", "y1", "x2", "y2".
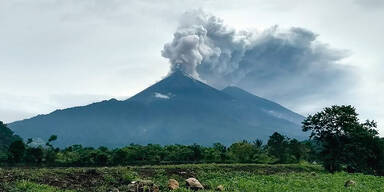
[
  {"x1": 161, "y1": 10, "x2": 249, "y2": 82},
  {"x1": 162, "y1": 10, "x2": 354, "y2": 103}
]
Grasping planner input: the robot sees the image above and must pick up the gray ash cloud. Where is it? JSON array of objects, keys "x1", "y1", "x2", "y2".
[{"x1": 162, "y1": 10, "x2": 355, "y2": 105}]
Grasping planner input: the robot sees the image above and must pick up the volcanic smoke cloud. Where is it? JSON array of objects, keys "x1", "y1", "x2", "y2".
[{"x1": 162, "y1": 10, "x2": 353, "y2": 102}]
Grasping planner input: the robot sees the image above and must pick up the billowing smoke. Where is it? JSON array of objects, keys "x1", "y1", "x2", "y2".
[
  {"x1": 162, "y1": 10, "x2": 354, "y2": 106},
  {"x1": 162, "y1": 10, "x2": 249, "y2": 82}
]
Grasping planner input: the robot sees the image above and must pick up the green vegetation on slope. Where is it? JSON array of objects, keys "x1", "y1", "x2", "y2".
[{"x1": 0, "y1": 121, "x2": 21, "y2": 162}]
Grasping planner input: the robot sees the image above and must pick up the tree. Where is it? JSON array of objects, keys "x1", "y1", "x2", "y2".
[
  {"x1": 25, "y1": 147, "x2": 44, "y2": 165},
  {"x1": 303, "y1": 105, "x2": 383, "y2": 174},
  {"x1": 0, "y1": 121, "x2": 21, "y2": 152},
  {"x1": 45, "y1": 135, "x2": 59, "y2": 165},
  {"x1": 111, "y1": 148, "x2": 127, "y2": 165},
  {"x1": 212, "y1": 143, "x2": 228, "y2": 162},
  {"x1": 46, "y1": 135, "x2": 58, "y2": 148},
  {"x1": 189, "y1": 144, "x2": 203, "y2": 162},
  {"x1": 342, "y1": 121, "x2": 384, "y2": 174},
  {"x1": 8, "y1": 140, "x2": 25, "y2": 164},
  {"x1": 288, "y1": 139, "x2": 310, "y2": 163},
  {"x1": 267, "y1": 132, "x2": 291, "y2": 163},
  {"x1": 90, "y1": 149, "x2": 109, "y2": 166},
  {"x1": 253, "y1": 140, "x2": 263, "y2": 149},
  {"x1": 204, "y1": 143, "x2": 227, "y2": 163},
  {"x1": 228, "y1": 140, "x2": 256, "y2": 163}
]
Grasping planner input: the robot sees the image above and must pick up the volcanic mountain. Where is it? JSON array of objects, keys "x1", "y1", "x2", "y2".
[{"x1": 9, "y1": 70, "x2": 306, "y2": 147}]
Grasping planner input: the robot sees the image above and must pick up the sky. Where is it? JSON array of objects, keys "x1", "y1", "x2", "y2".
[{"x1": 0, "y1": 0, "x2": 383, "y2": 133}]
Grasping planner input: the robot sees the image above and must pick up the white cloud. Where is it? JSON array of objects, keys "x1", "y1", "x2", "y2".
[{"x1": 154, "y1": 92, "x2": 171, "y2": 99}]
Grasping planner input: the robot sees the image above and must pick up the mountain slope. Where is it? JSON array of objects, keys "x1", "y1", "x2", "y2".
[
  {"x1": 222, "y1": 86, "x2": 304, "y2": 124},
  {"x1": 9, "y1": 70, "x2": 307, "y2": 147},
  {"x1": 222, "y1": 86, "x2": 305, "y2": 138}
]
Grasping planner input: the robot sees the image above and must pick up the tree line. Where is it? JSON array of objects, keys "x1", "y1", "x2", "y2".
[
  {"x1": 1, "y1": 105, "x2": 384, "y2": 176},
  {"x1": 0, "y1": 129, "x2": 313, "y2": 166}
]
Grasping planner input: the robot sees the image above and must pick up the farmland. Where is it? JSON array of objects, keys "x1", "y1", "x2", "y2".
[{"x1": 1, "y1": 164, "x2": 384, "y2": 192}]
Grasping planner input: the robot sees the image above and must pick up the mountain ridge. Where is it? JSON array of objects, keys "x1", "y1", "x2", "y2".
[{"x1": 9, "y1": 71, "x2": 307, "y2": 147}]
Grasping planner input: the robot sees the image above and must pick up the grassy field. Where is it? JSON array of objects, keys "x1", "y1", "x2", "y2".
[{"x1": 1, "y1": 164, "x2": 384, "y2": 191}]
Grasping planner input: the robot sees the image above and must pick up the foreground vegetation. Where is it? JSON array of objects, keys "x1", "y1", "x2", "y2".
[
  {"x1": 2, "y1": 106, "x2": 383, "y2": 176},
  {"x1": 1, "y1": 105, "x2": 384, "y2": 191},
  {"x1": 2, "y1": 164, "x2": 384, "y2": 192}
]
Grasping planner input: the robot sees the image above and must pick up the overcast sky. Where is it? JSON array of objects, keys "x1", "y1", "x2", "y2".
[{"x1": 1, "y1": 0, "x2": 383, "y2": 133}]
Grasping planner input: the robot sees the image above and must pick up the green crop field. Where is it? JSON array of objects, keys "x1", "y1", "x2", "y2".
[{"x1": 1, "y1": 164, "x2": 384, "y2": 192}]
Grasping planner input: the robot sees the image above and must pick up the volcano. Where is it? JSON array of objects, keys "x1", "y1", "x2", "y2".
[{"x1": 9, "y1": 70, "x2": 306, "y2": 147}]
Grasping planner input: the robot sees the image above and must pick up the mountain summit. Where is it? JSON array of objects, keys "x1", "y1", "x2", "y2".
[
  {"x1": 130, "y1": 70, "x2": 231, "y2": 103},
  {"x1": 9, "y1": 71, "x2": 306, "y2": 147}
]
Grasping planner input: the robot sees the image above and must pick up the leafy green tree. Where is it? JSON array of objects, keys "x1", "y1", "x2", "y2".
[
  {"x1": 90, "y1": 149, "x2": 109, "y2": 166},
  {"x1": 228, "y1": 140, "x2": 256, "y2": 163},
  {"x1": 250, "y1": 139, "x2": 274, "y2": 164},
  {"x1": 253, "y1": 140, "x2": 263, "y2": 149},
  {"x1": 288, "y1": 139, "x2": 310, "y2": 163},
  {"x1": 189, "y1": 144, "x2": 204, "y2": 162},
  {"x1": 203, "y1": 143, "x2": 227, "y2": 163},
  {"x1": 303, "y1": 105, "x2": 383, "y2": 174},
  {"x1": 213, "y1": 143, "x2": 228, "y2": 162},
  {"x1": 143, "y1": 144, "x2": 163, "y2": 162},
  {"x1": 342, "y1": 121, "x2": 384, "y2": 174},
  {"x1": 0, "y1": 151, "x2": 7, "y2": 163},
  {"x1": 25, "y1": 147, "x2": 44, "y2": 165},
  {"x1": 267, "y1": 132, "x2": 292, "y2": 163},
  {"x1": 0, "y1": 121, "x2": 21, "y2": 152},
  {"x1": 111, "y1": 148, "x2": 128, "y2": 165},
  {"x1": 163, "y1": 145, "x2": 194, "y2": 162},
  {"x1": 55, "y1": 145, "x2": 83, "y2": 166},
  {"x1": 44, "y1": 135, "x2": 59, "y2": 165},
  {"x1": 46, "y1": 135, "x2": 57, "y2": 148},
  {"x1": 8, "y1": 140, "x2": 25, "y2": 164}
]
